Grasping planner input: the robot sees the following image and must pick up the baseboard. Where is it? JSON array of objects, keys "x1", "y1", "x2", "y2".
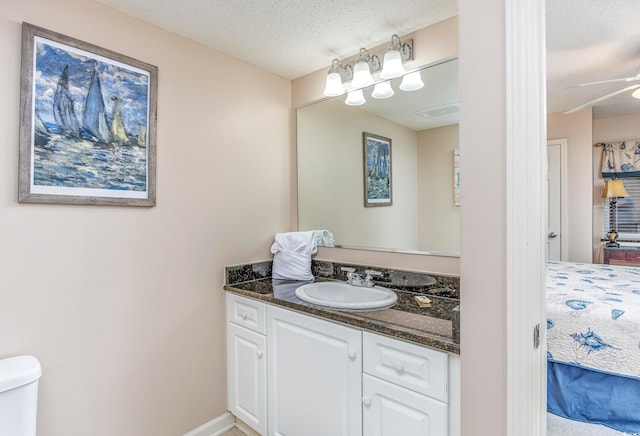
[
  {"x1": 184, "y1": 412, "x2": 236, "y2": 436},
  {"x1": 234, "y1": 417, "x2": 261, "y2": 436}
]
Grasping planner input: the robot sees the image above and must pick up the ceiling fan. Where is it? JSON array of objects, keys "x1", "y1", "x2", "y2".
[{"x1": 564, "y1": 73, "x2": 640, "y2": 114}]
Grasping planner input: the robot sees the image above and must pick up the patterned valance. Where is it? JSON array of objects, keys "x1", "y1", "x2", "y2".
[{"x1": 601, "y1": 140, "x2": 640, "y2": 179}]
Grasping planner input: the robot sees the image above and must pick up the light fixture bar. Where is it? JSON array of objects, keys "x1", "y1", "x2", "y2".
[{"x1": 331, "y1": 38, "x2": 413, "y2": 84}]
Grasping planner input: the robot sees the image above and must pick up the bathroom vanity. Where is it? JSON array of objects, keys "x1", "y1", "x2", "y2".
[{"x1": 225, "y1": 261, "x2": 460, "y2": 436}]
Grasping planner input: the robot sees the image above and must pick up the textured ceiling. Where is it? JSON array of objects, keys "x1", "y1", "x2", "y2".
[
  {"x1": 546, "y1": 0, "x2": 640, "y2": 118},
  {"x1": 94, "y1": 0, "x2": 640, "y2": 119},
  {"x1": 94, "y1": 0, "x2": 457, "y2": 80}
]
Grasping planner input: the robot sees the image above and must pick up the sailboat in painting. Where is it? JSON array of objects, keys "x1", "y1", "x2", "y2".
[
  {"x1": 110, "y1": 96, "x2": 129, "y2": 143},
  {"x1": 81, "y1": 69, "x2": 113, "y2": 144},
  {"x1": 52, "y1": 65, "x2": 80, "y2": 136},
  {"x1": 41, "y1": 65, "x2": 145, "y2": 147}
]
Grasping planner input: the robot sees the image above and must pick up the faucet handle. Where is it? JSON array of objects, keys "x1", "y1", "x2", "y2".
[
  {"x1": 364, "y1": 270, "x2": 383, "y2": 287},
  {"x1": 341, "y1": 267, "x2": 356, "y2": 283}
]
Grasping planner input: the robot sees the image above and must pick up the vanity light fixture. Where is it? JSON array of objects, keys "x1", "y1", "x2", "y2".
[
  {"x1": 345, "y1": 89, "x2": 366, "y2": 106},
  {"x1": 322, "y1": 34, "x2": 414, "y2": 101},
  {"x1": 380, "y1": 34, "x2": 412, "y2": 79},
  {"x1": 323, "y1": 59, "x2": 351, "y2": 97},
  {"x1": 371, "y1": 80, "x2": 394, "y2": 99},
  {"x1": 351, "y1": 48, "x2": 378, "y2": 88},
  {"x1": 399, "y1": 70, "x2": 425, "y2": 91}
]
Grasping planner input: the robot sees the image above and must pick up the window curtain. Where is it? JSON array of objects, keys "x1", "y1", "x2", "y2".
[{"x1": 601, "y1": 140, "x2": 640, "y2": 179}]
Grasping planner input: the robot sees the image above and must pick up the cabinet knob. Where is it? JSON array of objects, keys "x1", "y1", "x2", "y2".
[
  {"x1": 393, "y1": 362, "x2": 404, "y2": 373},
  {"x1": 348, "y1": 350, "x2": 356, "y2": 360},
  {"x1": 241, "y1": 313, "x2": 248, "y2": 320},
  {"x1": 256, "y1": 350, "x2": 263, "y2": 359},
  {"x1": 362, "y1": 396, "x2": 371, "y2": 406}
]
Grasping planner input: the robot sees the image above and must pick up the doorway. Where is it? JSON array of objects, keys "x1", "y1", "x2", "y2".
[{"x1": 547, "y1": 139, "x2": 567, "y2": 261}]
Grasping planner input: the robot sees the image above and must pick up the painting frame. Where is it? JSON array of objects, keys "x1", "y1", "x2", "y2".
[
  {"x1": 363, "y1": 132, "x2": 392, "y2": 207},
  {"x1": 18, "y1": 22, "x2": 158, "y2": 206}
]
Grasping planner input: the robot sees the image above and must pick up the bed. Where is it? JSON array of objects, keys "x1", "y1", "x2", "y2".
[{"x1": 546, "y1": 261, "x2": 640, "y2": 433}]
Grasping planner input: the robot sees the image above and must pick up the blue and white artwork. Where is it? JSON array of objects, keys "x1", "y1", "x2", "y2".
[
  {"x1": 22, "y1": 25, "x2": 156, "y2": 204},
  {"x1": 363, "y1": 132, "x2": 392, "y2": 207}
]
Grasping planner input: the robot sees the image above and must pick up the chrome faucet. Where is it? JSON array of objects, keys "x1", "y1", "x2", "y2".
[
  {"x1": 341, "y1": 267, "x2": 363, "y2": 286},
  {"x1": 341, "y1": 267, "x2": 383, "y2": 287}
]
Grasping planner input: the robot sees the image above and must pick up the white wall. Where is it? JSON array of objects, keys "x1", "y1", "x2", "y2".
[
  {"x1": 417, "y1": 124, "x2": 460, "y2": 253},
  {"x1": 547, "y1": 109, "x2": 594, "y2": 262},
  {"x1": 1, "y1": 1, "x2": 290, "y2": 435},
  {"x1": 297, "y1": 98, "x2": 419, "y2": 250}
]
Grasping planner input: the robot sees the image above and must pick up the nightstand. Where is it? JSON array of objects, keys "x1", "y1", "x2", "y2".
[{"x1": 603, "y1": 246, "x2": 640, "y2": 267}]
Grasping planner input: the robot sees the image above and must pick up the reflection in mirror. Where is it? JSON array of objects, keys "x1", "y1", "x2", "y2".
[{"x1": 297, "y1": 58, "x2": 460, "y2": 255}]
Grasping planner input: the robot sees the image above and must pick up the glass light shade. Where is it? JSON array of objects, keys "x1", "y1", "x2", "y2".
[
  {"x1": 351, "y1": 60, "x2": 374, "y2": 88},
  {"x1": 399, "y1": 70, "x2": 424, "y2": 91},
  {"x1": 323, "y1": 72, "x2": 345, "y2": 97},
  {"x1": 633, "y1": 88, "x2": 640, "y2": 99},
  {"x1": 345, "y1": 89, "x2": 366, "y2": 106},
  {"x1": 380, "y1": 49, "x2": 405, "y2": 79},
  {"x1": 602, "y1": 179, "x2": 629, "y2": 198},
  {"x1": 371, "y1": 81, "x2": 394, "y2": 99}
]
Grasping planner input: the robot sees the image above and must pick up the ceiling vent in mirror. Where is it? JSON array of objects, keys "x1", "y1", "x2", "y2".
[{"x1": 415, "y1": 103, "x2": 459, "y2": 120}]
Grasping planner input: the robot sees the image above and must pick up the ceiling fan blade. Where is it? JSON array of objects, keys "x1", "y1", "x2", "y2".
[
  {"x1": 563, "y1": 84, "x2": 640, "y2": 115},
  {"x1": 570, "y1": 76, "x2": 640, "y2": 87}
]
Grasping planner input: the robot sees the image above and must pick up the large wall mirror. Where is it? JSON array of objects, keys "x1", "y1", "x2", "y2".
[{"x1": 297, "y1": 58, "x2": 460, "y2": 255}]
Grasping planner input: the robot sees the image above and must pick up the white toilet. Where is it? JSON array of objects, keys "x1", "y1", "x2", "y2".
[{"x1": 0, "y1": 355, "x2": 42, "y2": 436}]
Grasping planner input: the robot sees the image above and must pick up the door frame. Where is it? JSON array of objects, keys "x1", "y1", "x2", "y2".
[
  {"x1": 547, "y1": 138, "x2": 568, "y2": 261},
  {"x1": 459, "y1": 0, "x2": 547, "y2": 435}
]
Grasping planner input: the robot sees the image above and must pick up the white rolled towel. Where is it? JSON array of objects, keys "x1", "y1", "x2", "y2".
[
  {"x1": 271, "y1": 231, "x2": 317, "y2": 281},
  {"x1": 313, "y1": 230, "x2": 335, "y2": 247}
]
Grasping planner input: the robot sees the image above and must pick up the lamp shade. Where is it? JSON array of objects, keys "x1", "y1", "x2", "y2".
[
  {"x1": 633, "y1": 88, "x2": 640, "y2": 100},
  {"x1": 345, "y1": 89, "x2": 366, "y2": 106},
  {"x1": 380, "y1": 49, "x2": 405, "y2": 79},
  {"x1": 371, "y1": 81, "x2": 394, "y2": 99},
  {"x1": 602, "y1": 179, "x2": 629, "y2": 198},
  {"x1": 351, "y1": 60, "x2": 374, "y2": 88},
  {"x1": 399, "y1": 70, "x2": 424, "y2": 91},
  {"x1": 323, "y1": 72, "x2": 345, "y2": 97}
]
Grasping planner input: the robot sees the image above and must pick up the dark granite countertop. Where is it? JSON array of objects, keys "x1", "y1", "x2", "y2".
[{"x1": 224, "y1": 276, "x2": 460, "y2": 354}]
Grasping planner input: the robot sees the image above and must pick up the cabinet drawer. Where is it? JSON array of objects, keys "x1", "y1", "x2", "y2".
[
  {"x1": 363, "y1": 332, "x2": 448, "y2": 402},
  {"x1": 226, "y1": 293, "x2": 266, "y2": 334}
]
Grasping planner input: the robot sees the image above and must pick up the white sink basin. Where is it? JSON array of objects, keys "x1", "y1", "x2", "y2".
[{"x1": 295, "y1": 282, "x2": 397, "y2": 311}]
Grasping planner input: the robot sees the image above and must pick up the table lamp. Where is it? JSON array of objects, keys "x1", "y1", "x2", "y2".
[{"x1": 602, "y1": 179, "x2": 629, "y2": 247}]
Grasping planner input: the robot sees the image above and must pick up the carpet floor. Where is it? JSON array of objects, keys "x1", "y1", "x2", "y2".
[{"x1": 547, "y1": 413, "x2": 629, "y2": 436}]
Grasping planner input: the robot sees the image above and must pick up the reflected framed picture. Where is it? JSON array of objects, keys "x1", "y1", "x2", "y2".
[
  {"x1": 363, "y1": 132, "x2": 392, "y2": 207},
  {"x1": 18, "y1": 23, "x2": 158, "y2": 206}
]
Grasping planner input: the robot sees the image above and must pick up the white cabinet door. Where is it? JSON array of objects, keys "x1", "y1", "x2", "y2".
[
  {"x1": 363, "y1": 374, "x2": 447, "y2": 436},
  {"x1": 227, "y1": 322, "x2": 267, "y2": 435},
  {"x1": 267, "y1": 305, "x2": 362, "y2": 436}
]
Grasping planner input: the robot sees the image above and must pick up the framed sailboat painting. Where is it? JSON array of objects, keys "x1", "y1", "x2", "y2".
[{"x1": 18, "y1": 23, "x2": 158, "y2": 206}]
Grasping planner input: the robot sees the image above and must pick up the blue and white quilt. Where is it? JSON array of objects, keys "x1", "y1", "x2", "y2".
[{"x1": 547, "y1": 261, "x2": 640, "y2": 379}]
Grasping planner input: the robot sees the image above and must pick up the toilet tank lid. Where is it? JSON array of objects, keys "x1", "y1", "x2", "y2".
[{"x1": 0, "y1": 355, "x2": 42, "y2": 393}]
